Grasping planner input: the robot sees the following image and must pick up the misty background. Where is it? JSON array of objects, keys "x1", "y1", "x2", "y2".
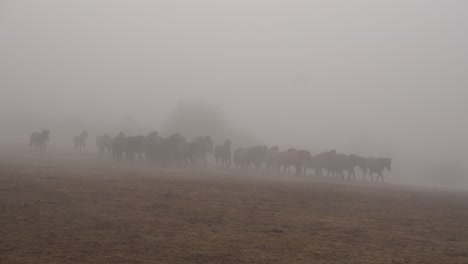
[{"x1": 1, "y1": 1, "x2": 468, "y2": 188}]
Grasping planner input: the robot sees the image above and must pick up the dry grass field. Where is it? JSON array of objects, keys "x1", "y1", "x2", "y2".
[{"x1": 1, "y1": 151, "x2": 468, "y2": 263}]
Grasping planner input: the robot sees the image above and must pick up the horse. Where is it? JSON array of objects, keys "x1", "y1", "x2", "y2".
[
  {"x1": 275, "y1": 148, "x2": 297, "y2": 174},
  {"x1": 175, "y1": 140, "x2": 196, "y2": 167},
  {"x1": 145, "y1": 132, "x2": 164, "y2": 164},
  {"x1": 73, "y1": 131, "x2": 88, "y2": 152},
  {"x1": 265, "y1": 146, "x2": 280, "y2": 172},
  {"x1": 310, "y1": 150, "x2": 337, "y2": 177},
  {"x1": 30, "y1": 130, "x2": 49, "y2": 151},
  {"x1": 233, "y1": 145, "x2": 267, "y2": 170},
  {"x1": 366, "y1": 157, "x2": 392, "y2": 183},
  {"x1": 123, "y1": 135, "x2": 146, "y2": 161},
  {"x1": 233, "y1": 147, "x2": 255, "y2": 169},
  {"x1": 354, "y1": 155, "x2": 369, "y2": 180},
  {"x1": 246, "y1": 145, "x2": 268, "y2": 171},
  {"x1": 275, "y1": 149, "x2": 311, "y2": 176},
  {"x1": 145, "y1": 131, "x2": 164, "y2": 164},
  {"x1": 335, "y1": 153, "x2": 363, "y2": 180},
  {"x1": 156, "y1": 133, "x2": 187, "y2": 166},
  {"x1": 103, "y1": 135, "x2": 114, "y2": 158},
  {"x1": 215, "y1": 140, "x2": 232, "y2": 168},
  {"x1": 193, "y1": 136, "x2": 213, "y2": 166},
  {"x1": 293, "y1": 150, "x2": 312, "y2": 176},
  {"x1": 112, "y1": 132, "x2": 126, "y2": 160}
]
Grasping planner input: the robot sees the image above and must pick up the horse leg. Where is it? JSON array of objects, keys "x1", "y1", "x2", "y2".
[{"x1": 378, "y1": 172, "x2": 384, "y2": 183}]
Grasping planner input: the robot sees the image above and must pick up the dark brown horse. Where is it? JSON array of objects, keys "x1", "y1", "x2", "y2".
[
  {"x1": 366, "y1": 157, "x2": 392, "y2": 183},
  {"x1": 73, "y1": 131, "x2": 88, "y2": 152},
  {"x1": 30, "y1": 130, "x2": 49, "y2": 151},
  {"x1": 215, "y1": 140, "x2": 232, "y2": 168},
  {"x1": 192, "y1": 136, "x2": 213, "y2": 166}
]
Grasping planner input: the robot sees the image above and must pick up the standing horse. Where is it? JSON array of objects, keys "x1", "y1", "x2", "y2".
[
  {"x1": 275, "y1": 148, "x2": 297, "y2": 175},
  {"x1": 215, "y1": 140, "x2": 232, "y2": 168},
  {"x1": 293, "y1": 150, "x2": 312, "y2": 176},
  {"x1": 123, "y1": 135, "x2": 146, "y2": 161},
  {"x1": 334, "y1": 154, "x2": 364, "y2": 180},
  {"x1": 366, "y1": 158, "x2": 392, "y2": 183},
  {"x1": 233, "y1": 148, "x2": 248, "y2": 169},
  {"x1": 249, "y1": 145, "x2": 268, "y2": 171},
  {"x1": 97, "y1": 134, "x2": 114, "y2": 158},
  {"x1": 193, "y1": 136, "x2": 213, "y2": 166},
  {"x1": 112, "y1": 132, "x2": 126, "y2": 160},
  {"x1": 30, "y1": 130, "x2": 49, "y2": 151},
  {"x1": 73, "y1": 131, "x2": 88, "y2": 152},
  {"x1": 159, "y1": 133, "x2": 187, "y2": 166},
  {"x1": 265, "y1": 146, "x2": 280, "y2": 172},
  {"x1": 310, "y1": 150, "x2": 337, "y2": 177}
]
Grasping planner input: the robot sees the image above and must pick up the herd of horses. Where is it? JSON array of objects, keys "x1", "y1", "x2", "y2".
[{"x1": 29, "y1": 130, "x2": 392, "y2": 183}]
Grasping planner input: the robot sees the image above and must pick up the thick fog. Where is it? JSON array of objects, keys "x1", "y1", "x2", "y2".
[{"x1": 1, "y1": 1, "x2": 468, "y2": 188}]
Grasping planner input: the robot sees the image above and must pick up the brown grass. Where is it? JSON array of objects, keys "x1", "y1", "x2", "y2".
[{"x1": 1, "y1": 155, "x2": 468, "y2": 263}]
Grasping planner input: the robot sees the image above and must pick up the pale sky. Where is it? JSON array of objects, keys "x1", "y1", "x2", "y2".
[{"x1": 1, "y1": 0, "x2": 468, "y2": 174}]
